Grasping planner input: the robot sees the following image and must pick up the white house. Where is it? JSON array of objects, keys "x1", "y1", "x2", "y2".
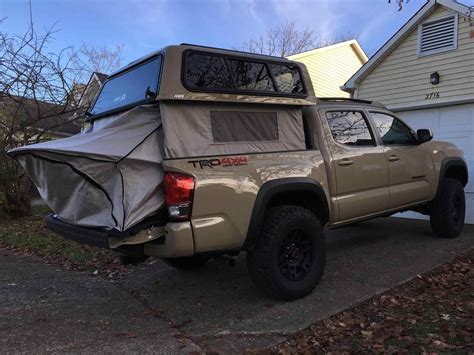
[{"x1": 343, "y1": 0, "x2": 474, "y2": 223}]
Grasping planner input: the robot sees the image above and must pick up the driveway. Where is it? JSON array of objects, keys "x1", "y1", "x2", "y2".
[{"x1": 1, "y1": 217, "x2": 473, "y2": 353}]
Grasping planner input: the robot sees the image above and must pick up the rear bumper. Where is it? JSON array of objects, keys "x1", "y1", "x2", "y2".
[
  {"x1": 47, "y1": 214, "x2": 110, "y2": 249},
  {"x1": 46, "y1": 214, "x2": 195, "y2": 257}
]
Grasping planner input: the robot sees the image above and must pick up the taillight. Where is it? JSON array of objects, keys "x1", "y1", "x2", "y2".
[{"x1": 164, "y1": 172, "x2": 195, "y2": 221}]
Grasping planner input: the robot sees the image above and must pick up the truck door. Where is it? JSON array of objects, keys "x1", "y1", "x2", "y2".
[
  {"x1": 323, "y1": 109, "x2": 390, "y2": 221},
  {"x1": 369, "y1": 111, "x2": 435, "y2": 209}
]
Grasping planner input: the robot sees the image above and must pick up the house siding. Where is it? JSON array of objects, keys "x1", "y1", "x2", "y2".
[
  {"x1": 290, "y1": 44, "x2": 366, "y2": 98},
  {"x1": 357, "y1": 6, "x2": 474, "y2": 108}
]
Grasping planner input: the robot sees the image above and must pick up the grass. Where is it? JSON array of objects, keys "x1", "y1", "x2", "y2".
[{"x1": 0, "y1": 205, "x2": 122, "y2": 273}]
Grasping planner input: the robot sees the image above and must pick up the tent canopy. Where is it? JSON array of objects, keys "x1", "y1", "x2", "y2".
[{"x1": 9, "y1": 104, "x2": 164, "y2": 231}]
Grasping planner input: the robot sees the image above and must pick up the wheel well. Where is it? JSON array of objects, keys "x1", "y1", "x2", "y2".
[
  {"x1": 243, "y1": 179, "x2": 330, "y2": 251},
  {"x1": 445, "y1": 165, "x2": 468, "y2": 187},
  {"x1": 267, "y1": 190, "x2": 330, "y2": 226}
]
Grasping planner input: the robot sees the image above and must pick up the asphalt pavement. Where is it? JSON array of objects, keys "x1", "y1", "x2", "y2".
[{"x1": 1, "y1": 217, "x2": 473, "y2": 353}]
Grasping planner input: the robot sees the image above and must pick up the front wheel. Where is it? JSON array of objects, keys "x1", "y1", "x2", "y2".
[
  {"x1": 430, "y1": 178, "x2": 465, "y2": 238},
  {"x1": 246, "y1": 206, "x2": 326, "y2": 301}
]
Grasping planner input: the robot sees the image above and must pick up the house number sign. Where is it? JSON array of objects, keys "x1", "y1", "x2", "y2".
[{"x1": 425, "y1": 92, "x2": 440, "y2": 100}]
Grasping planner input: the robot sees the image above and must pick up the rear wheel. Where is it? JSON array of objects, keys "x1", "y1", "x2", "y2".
[
  {"x1": 430, "y1": 178, "x2": 465, "y2": 238},
  {"x1": 161, "y1": 254, "x2": 211, "y2": 270},
  {"x1": 246, "y1": 206, "x2": 326, "y2": 301}
]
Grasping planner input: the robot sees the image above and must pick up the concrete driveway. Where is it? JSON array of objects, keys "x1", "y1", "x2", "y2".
[{"x1": 1, "y1": 217, "x2": 473, "y2": 353}]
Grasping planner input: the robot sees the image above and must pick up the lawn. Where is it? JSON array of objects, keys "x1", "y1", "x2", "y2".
[{"x1": 0, "y1": 205, "x2": 124, "y2": 275}]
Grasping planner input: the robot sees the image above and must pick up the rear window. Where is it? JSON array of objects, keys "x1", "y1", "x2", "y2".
[
  {"x1": 90, "y1": 56, "x2": 161, "y2": 116},
  {"x1": 183, "y1": 51, "x2": 307, "y2": 97}
]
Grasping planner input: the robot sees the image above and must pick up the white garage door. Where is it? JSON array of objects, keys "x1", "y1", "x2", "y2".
[{"x1": 398, "y1": 103, "x2": 474, "y2": 224}]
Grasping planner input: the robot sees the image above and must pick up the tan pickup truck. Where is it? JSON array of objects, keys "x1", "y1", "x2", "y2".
[{"x1": 10, "y1": 44, "x2": 468, "y2": 301}]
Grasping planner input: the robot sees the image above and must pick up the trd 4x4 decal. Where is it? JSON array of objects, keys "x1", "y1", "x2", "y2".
[{"x1": 188, "y1": 156, "x2": 248, "y2": 169}]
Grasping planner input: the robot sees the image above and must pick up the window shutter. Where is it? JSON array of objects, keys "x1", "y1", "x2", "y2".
[{"x1": 419, "y1": 15, "x2": 457, "y2": 56}]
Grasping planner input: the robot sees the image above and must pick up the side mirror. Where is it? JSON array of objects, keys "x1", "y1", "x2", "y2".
[{"x1": 417, "y1": 129, "x2": 433, "y2": 144}]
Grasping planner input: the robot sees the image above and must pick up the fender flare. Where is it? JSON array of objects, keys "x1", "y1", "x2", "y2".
[
  {"x1": 436, "y1": 157, "x2": 468, "y2": 196},
  {"x1": 243, "y1": 177, "x2": 330, "y2": 250}
]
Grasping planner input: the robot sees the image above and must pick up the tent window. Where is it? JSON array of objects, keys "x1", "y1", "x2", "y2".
[{"x1": 210, "y1": 111, "x2": 279, "y2": 143}]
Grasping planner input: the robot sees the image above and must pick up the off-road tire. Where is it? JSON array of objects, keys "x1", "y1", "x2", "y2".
[
  {"x1": 430, "y1": 178, "x2": 465, "y2": 238},
  {"x1": 119, "y1": 255, "x2": 148, "y2": 266},
  {"x1": 161, "y1": 255, "x2": 211, "y2": 270},
  {"x1": 246, "y1": 206, "x2": 326, "y2": 301}
]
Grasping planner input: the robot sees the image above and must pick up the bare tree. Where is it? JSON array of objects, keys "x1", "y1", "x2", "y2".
[
  {"x1": 0, "y1": 13, "x2": 122, "y2": 216},
  {"x1": 241, "y1": 21, "x2": 318, "y2": 57},
  {"x1": 389, "y1": 0, "x2": 410, "y2": 11},
  {"x1": 73, "y1": 44, "x2": 123, "y2": 82},
  {"x1": 241, "y1": 21, "x2": 357, "y2": 57}
]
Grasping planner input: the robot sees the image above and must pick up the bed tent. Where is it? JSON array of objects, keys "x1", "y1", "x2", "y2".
[{"x1": 9, "y1": 102, "x2": 306, "y2": 232}]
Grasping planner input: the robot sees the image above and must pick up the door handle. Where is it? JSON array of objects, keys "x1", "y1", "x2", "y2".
[
  {"x1": 338, "y1": 159, "x2": 354, "y2": 167},
  {"x1": 388, "y1": 155, "x2": 400, "y2": 162}
]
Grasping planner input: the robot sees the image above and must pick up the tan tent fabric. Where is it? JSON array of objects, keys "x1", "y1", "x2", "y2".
[
  {"x1": 9, "y1": 100, "x2": 306, "y2": 233},
  {"x1": 9, "y1": 104, "x2": 164, "y2": 231},
  {"x1": 161, "y1": 102, "x2": 306, "y2": 158}
]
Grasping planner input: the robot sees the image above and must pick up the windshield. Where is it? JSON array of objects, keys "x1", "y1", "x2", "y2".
[{"x1": 90, "y1": 56, "x2": 161, "y2": 116}]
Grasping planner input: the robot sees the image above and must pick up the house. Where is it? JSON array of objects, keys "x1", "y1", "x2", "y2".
[
  {"x1": 288, "y1": 40, "x2": 368, "y2": 97},
  {"x1": 0, "y1": 94, "x2": 81, "y2": 139},
  {"x1": 74, "y1": 72, "x2": 107, "y2": 117},
  {"x1": 343, "y1": 0, "x2": 474, "y2": 224}
]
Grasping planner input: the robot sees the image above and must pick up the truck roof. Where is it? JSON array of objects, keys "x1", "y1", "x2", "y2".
[{"x1": 316, "y1": 98, "x2": 387, "y2": 109}]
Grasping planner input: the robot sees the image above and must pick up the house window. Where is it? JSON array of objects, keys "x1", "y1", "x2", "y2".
[{"x1": 418, "y1": 14, "x2": 458, "y2": 56}]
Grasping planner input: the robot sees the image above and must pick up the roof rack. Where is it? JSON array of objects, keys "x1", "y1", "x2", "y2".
[
  {"x1": 317, "y1": 97, "x2": 387, "y2": 109},
  {"x1": 318, "y1": 97, "x2": 372, "y2": 104},
  {"x1": 179, "y1": 43, "x2": 289, "y2": 60}
]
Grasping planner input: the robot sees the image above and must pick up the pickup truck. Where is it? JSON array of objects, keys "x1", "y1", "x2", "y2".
[{"x1": 10, "y1": 44, "x2": 468, "y2": 301}]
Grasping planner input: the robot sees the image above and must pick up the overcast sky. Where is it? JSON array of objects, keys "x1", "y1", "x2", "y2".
[{"x1": 1, "y1": 0, "x2": 424, "y2": 70}]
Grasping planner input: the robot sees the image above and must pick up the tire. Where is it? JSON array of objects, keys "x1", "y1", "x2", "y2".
[
  {"x1": 119, "y1": 255, "x2": 148, "y2": 266},
  {"x1": 246, "y1": 206, "x2": 326, "y2": 301},
  {"x1": 430, "y1": 178, "x2": 465, "y2": 238},
  {"x1": 161, "y1": 254, "x2": 211, "y2": 270}
]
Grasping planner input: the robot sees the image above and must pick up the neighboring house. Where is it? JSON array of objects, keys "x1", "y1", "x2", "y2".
[
  {"x1": 0, "y1": 94, "x2": 81, "y2": 139},
  {"x1": 74, "y1": 72, "x2": 107, "y2": 117},
  {"x1": 288, "y1": 40, "x2": 368, "y2": 97},
  {"x1": 343, "y1": 0, "x2": 474, "y2": 223}
]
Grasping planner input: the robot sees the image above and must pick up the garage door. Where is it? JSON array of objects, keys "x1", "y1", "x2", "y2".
[{"x1": 397, "y1": 103, "x2": 474, "y2": 224}]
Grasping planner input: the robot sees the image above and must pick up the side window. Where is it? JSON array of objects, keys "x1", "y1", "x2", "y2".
[
  {"x1": 371, "y1": 112, "x2": 417, "y2": 145},
  {"x1": 325, "y1": 111, "x2": 375, "y2": 147},
  {"x1": 268, "y1": 64, "x2": 305, "y2": 95},
  {"x1": 185, "y1": 53, "x2": 234, "y2": 89},
  {"x1": 228, "y1": 60, "x2": 275, "y2": 91},
  {"x1": 183, "y1": 51, "x2": 308, "y2": 97}
]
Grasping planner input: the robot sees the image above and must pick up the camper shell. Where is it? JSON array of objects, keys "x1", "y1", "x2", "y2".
[{"x1": 87, "y1": 44, "x2": 316, "y2": 122}]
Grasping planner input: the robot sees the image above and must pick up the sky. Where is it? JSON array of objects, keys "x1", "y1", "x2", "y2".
[{"x1": 1, "y1": 0, "x2": 425, "y2": 72}]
